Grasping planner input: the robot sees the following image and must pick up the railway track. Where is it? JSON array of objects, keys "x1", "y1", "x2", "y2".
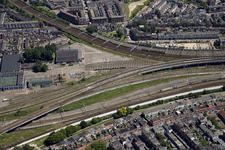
[
  {"x1": 1, "y1": 58, "x2": 225, "y2": 134},
  {"x1": 17, "y1": 79, "x2": 225, "y2": 131},
  {"x1": 9, "y1": 0, "x2": 224, "y2": 61}
]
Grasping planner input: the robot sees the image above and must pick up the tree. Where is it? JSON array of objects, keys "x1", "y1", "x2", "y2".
[
  {"x1": 201, "y1": 1, "x2": 207, "y2": 8},
  {"x1": 126, "y1": 107, "x2": 134, "y2": 115},
  {"x1": 52, "y1": 52, "x2": 55, "y2": 61},
  {"x1": 151, "y1": 25, "x2": 156, "y2": 33},
  {"x1": 205, "y1": 21, "x2": 210, "y2": 27},
  {"x1": 118, "y1": 107, "x2": 127, "y2": 117},
  {"x1": 65, "y1": 126, "x2": 75, "y2": 136},
  {"x1": 35, "y1": 60, "x2": 42, "y2": 72},
  {"x1": 19, "y1": 57, "x2": 24, "y2": 64},
  {"x1": 14, "y1": 144, "x2": 35, "y2": 150},
  {"x1": 41, "y1": 64, "x2": 48, "y2": 72},
  {"x1": 135, "y1": 105, "x2": 141, "y2": 110},
  {"x1": 80, "y1": 121, "x2": 88, "y2": 129},
  {"x1": 45, "y1": 131, "x2": 66, "y2": 145},
  {"x1": 85, "y1": 140, "x2": 107, "y2": 150},
  {"x1": 86, "y1": 27, "x2": 97, "y2": 34},
  {"x1": 112, "y1": 113, "x2": 120, "y2": 119},
  {"x1": 59, "y1": 129, "x2": 66, "y2": 136},
  {"x1": 32, "y1": 48, "x2": 41, "y2": 60},
  {"x1": 203, "y1": 111, "x2": 207, "y2": 117},
  {"x1": 23, "y1": 49, "x2": 33, "y2": 62},
  {"x1": 91, "y1": 118, "x2": 99, "y2": 124},
  {"x1": 45, "y1": 43, "x2": 57, "y2": 53},
  {"x1": 155, "y1": 9, "x2": 160, "y2": 15},
  {"x1": 155, "y1": 9, "x2": 160, "y2": 18},
  {"x1": 143, "y1": 25, "x2": 148, "y2": 32},
  {"x1": 117, "y1": 27, "x2": 124, "y2": 38},
  {"x1": 156, "y1": 133, "x2": 165, "y2": 141},
  {"x1": 223, "y1": 84, "x2": 225, "y2": 91}
]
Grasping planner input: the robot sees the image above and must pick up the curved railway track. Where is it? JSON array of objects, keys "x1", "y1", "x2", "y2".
[
  {"x1": 9, "y1": 0, "x2": 223, "y2": 60},
  {"x1": 1, "y1": 58, "x2": 225, "y2": 134}
]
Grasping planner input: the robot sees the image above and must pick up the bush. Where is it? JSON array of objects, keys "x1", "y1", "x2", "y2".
[
  {"x1": 14, "y1": 144, "x2": 34, "y2": 150},
  {"x1": 156, "y1": 133, "x2": 165, "y2": 141},
  {"x1": 45, "y1": 131, "x2": 66, "y2": 145},
  {"x1": 14, "y1": 109, "x2": 31, "y2": 117},
  {"x1": 80, "y1": 121, "x2": 88, "y2": 129},
  {"x1": 86, "y1": 27, "x2": 98, "y2": 34}
]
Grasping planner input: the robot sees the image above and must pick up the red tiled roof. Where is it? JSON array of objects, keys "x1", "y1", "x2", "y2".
[{"x1": 219, "y1": 109, "x2": 225, "y2": 119}]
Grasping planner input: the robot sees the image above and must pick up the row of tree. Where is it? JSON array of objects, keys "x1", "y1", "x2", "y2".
[
  {"x1": 44, "y1": 117, "x2": 104, "y2": 145},
  {"x1": 23, "y1": 44, "x2": 56, "y2": 63},
  {"x1": 45, "y1": 125, "x2": 78, "y2": 145},
  {"x1": 112, "y1": 107, "x2": 134, "y2": 119}
]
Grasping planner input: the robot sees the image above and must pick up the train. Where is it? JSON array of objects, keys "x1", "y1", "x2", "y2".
[{"x1": 160, "y1": 76, "x2": 225, "y2": 93}]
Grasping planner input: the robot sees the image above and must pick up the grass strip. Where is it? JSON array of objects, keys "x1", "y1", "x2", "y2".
[
  {"x1": 56, "y1": 74, "x2": 204, "y2": 113},
  {"x1": 123, "y1": 3, "x2": 130, "y2": 19},
  {"x1": 0, "y1": 125, "x2": 55, "y2": 148}
]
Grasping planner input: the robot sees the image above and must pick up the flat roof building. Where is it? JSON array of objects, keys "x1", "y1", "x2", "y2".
[
  {"x1": 1, "y1": 54, "x2": 21, "y2": 72},
  {"x1": 56, "y1": 49, "x2": 82, "y2": 64},
  {"x1": 0, "y1": 54, "x2": 24, "y2": 91}
]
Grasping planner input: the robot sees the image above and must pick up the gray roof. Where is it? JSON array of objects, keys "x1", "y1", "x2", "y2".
[{"x1": 1, "y1": 54, "x2": 21, "y2": 72}]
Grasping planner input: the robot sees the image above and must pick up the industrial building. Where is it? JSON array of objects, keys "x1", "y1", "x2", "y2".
[
  {"x1": 56, "y1": 49, "x2": 82, "y2": 63},
  {"x1": 0, "y1": 54, "x2": 24, "y2": 91},
  {"x1": 27, "y1": 77, "x2": 53, "y2": 88}
]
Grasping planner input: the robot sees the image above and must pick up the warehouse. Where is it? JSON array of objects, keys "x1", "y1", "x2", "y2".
[
  {"x1": 56, "y1": 49, "x2": 82, "y2": 64},
  {"x1": 0, "y1": 54, "x2": 24, "y2": 91},
  {"x1": 27, "y1": 77, "x2": 53, "y2": 88}
]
